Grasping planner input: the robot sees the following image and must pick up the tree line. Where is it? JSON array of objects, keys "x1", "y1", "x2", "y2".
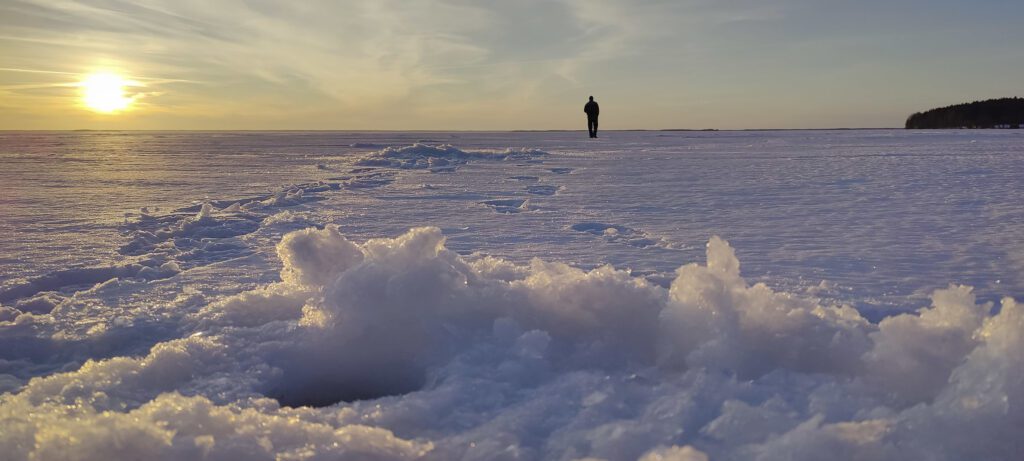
[{"x1": 905, "y1": 97, "x2": 1024, "y2": 129}]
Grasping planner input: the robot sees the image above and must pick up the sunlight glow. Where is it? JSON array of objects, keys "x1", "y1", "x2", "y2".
[{"x1": 80, "y1": 72, "x2": 136, "y2": 113}]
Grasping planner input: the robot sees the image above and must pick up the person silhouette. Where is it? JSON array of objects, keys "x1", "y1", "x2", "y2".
[{"x1": 584, "y1": 96, "x2": 600, "y2": 138}]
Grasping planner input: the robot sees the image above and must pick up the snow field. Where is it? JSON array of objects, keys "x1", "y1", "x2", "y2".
[{"x1": 2, "y1": 131, "x2": 1023, "y2": 460}]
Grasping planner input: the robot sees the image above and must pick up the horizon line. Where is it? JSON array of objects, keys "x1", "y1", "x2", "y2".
[{"x1": 0, "y1": 127, "x2": 911, "y2": 133}]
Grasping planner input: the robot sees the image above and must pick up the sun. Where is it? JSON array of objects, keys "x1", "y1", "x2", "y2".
[{"x1": 80, "y1": 72, "x2": 136, "y2": 113}]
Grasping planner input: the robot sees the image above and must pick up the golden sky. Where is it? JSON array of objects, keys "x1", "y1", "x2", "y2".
[{"x1": 1, "y1": 0, "x2": 1023, "y2": 130}]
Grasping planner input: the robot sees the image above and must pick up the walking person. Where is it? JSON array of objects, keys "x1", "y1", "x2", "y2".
[{"x1": 584, "y1": 96, "x2": 600, "y2": 138}]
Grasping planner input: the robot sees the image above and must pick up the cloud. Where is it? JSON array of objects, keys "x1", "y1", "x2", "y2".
[
  {"x1": 3, "y1": 0, "x2": 1022, "y2": 128},
  {"x1": 1, "y1": 0, "x2": 716, "y2": 126}
]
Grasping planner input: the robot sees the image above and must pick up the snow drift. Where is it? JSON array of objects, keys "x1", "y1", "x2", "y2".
[
  {"x1": 355, "y1": 144, "x2": 547, "y2": 171},
  {"x1": 2, "y1": 225, "x2": 1021, "y2": 460}
]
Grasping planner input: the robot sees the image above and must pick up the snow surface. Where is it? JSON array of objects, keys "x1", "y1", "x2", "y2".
[{"x1": 1, "y1": 130, "x2": 1023, "y2": 460}]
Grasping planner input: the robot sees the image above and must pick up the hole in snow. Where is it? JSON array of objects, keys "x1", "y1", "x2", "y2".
[{"x1": 264, "y1": 353, "x2": 426, "y2": 408}]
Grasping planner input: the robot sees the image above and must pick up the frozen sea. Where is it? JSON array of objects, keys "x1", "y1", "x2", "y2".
[{"x1": 1, "y1": 130, "x2": 1023, "y2": 460}]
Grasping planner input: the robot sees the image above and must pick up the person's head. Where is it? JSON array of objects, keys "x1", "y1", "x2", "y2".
[{"x1": 589, "y1": 96, "x2": 594, "y2": 101}]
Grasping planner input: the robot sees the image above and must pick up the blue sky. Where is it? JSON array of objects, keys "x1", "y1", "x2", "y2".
[{"x1": 1, "y1": 0, "x2": 1022, "y2": 129}]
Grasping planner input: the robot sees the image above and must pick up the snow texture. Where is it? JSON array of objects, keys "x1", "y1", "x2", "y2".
[{"x1": 1, "y1": 130, "x2": 1023, "y2": 460}]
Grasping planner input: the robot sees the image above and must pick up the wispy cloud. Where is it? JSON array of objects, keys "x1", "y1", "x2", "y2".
[{"x1": 1, "y1": 0, "x2": 1022, "y2": 129}]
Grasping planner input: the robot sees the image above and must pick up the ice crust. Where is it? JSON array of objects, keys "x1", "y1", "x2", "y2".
[
  {"x1": 2, "y1": 224, "x2": 1020, "y2": 460},
  {"x1": 355, "y1": 144, "x2": 546, "y2": 172},
  {"x1": 2, "y1": 139, "x2": 1023, "y2": 460}
]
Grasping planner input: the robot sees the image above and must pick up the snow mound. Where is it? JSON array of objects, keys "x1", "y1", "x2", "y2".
[
  {"x1": 0, "y1": 262, "x2": 180, "y2": 306},
  {"x1": 1, "y1": 226, "x2": 1021, "y2": 460},
  {"x1": 571, "y1": 222, "x2": 676, "y2": 249},
  {"x1": 355, "y1": 144, "x2": 547, "y2": 172},
  {"x1": 481, "y1": 198, "x2": 532, "y2": 214}
]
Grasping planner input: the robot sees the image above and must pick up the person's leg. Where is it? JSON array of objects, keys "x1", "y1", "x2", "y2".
[
  {"x1": 588, "y1": 119, "x2": 595, "y2": 137},
  {"x1": 593, "y1": 119, "x2": 598, "y2": 138}
]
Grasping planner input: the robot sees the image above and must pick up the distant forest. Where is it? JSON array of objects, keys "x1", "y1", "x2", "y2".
[{"x1": 906, "y1": 97, "x2": 1024, "y2": 129}]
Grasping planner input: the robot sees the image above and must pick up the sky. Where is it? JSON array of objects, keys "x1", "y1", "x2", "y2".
[{"x1": 1, "y1": 0, "x2": 1022, "y2": 130}]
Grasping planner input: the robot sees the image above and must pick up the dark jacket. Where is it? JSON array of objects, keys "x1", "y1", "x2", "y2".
[{"x1": 584, "y1": 101, "x2": 600, "y2": 119}]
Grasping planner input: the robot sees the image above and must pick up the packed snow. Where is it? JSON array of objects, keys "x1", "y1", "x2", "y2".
[{"x1": 1, "y1": 130, "x2": 1023, "y2": 460}]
